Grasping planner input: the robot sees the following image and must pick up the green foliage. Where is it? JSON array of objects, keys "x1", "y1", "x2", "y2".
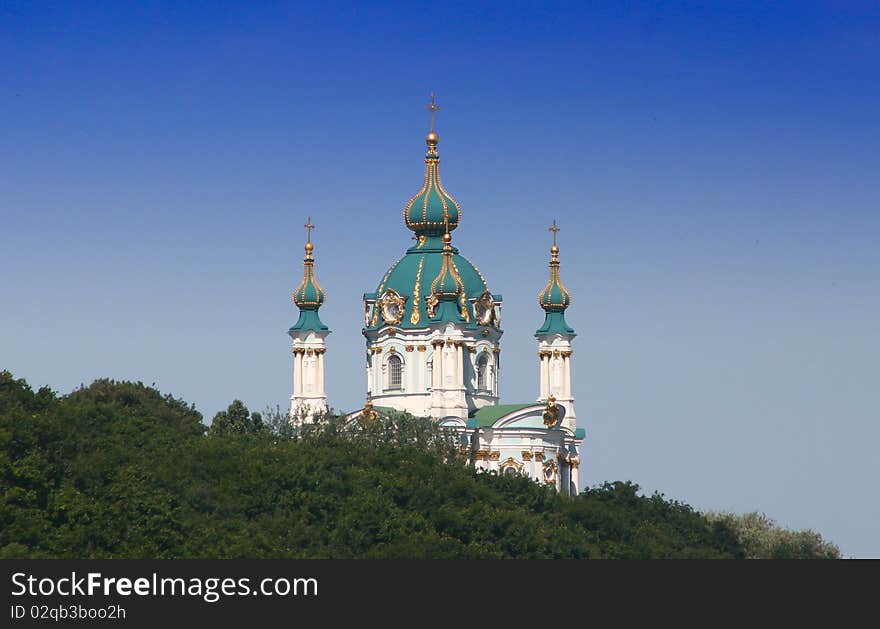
[
  {"x1": 0, "y1": 372, "x2": 833, "y2": 559},
  {"x1": 705, "y1": 511, "x2": 840, "y2": 559},
  {"x1": 209, "y1": 400, "x2": 265, "y2": 436}
]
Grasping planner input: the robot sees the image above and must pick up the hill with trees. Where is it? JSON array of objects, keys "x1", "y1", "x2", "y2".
[{"x1": 0, "y1": 371, "x2": 838, "y2": 559}]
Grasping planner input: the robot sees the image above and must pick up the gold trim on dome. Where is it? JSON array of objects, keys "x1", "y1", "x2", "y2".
[
  {"x1": 410, "y1": 255, "x2": 425, "y2": 325},
  {"x1": 538, "y1": 221, "x2": 572, "y2": 310},
  {"x1": 403, "y1": 97, "x2": 463, "y2": 235}
]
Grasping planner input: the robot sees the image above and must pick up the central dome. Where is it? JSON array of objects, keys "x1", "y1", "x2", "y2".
[{"x1": 366, "y1": 239, "x2": 493, "y2": 329}]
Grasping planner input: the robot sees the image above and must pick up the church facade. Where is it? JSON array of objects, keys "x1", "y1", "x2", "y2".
[{"x1": 288, "y1": 102, "x2": 584, "y2": 495}]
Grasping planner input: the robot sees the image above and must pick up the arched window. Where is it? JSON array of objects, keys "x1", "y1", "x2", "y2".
[
  {"x1": 387, "y1": 354, "x2": 402, "y2": 390},
  {"x1": 477, "y1": 354, "x2": 489, "y2": 391}
]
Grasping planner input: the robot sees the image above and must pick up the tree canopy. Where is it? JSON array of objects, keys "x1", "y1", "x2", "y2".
[{"x1": 0, "y1": 371, "x2": 836, "y2": 559}]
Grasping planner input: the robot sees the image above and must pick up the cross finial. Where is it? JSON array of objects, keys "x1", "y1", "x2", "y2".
[
  {"x1": 549, "y1": 219, "x2": 560, "y2": 247},
  {"x1": 304, "y1": 216, "x2": 315, "y2": 243},
  {"x1": 426, "y1": 92, "x2": 440, "y2": 131}
]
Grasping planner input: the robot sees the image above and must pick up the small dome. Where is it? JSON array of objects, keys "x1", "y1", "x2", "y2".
[
  {"x1": 293, "y1": 246, "x2": 325, "y2": 310},
  {"x1": 403, "y1": 144, "x2": 461, "y2": 237},
  {"x1": 535, "y1": 236, "x2": 574, "y2": 337},
  {"x1": 538, "y1": 259, "x2": 570, "y2": 312}
]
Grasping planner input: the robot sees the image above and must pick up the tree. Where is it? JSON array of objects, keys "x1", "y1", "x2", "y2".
[
  {"x1": 705, "y1": 511, "x2": 840, "y2": 559},
  {"x1": 208, "y1": 400, "x2": 265, "y2": 436}
]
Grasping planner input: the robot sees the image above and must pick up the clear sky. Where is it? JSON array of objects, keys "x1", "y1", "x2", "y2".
[{"x1": 2, "y1": 1, "x2": 878, "y2": 557}]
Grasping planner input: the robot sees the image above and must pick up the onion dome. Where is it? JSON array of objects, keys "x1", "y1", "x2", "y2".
[
  {"x1": 289, "y1": 218, "x2": 328, "y2": 333},
  {"x1": 363, "y1": 96, "x2": 502, "y2": 330},
  {"x1": 403, "y1": 94, "x2": 461, "y2": 237},
  {"x1": 536, "y1": 221, "x2": 575, "y2": 337}
]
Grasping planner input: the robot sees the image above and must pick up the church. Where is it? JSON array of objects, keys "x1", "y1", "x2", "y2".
[{"x1": 287, "y1": 98, "x2": 584, "y2": 495}]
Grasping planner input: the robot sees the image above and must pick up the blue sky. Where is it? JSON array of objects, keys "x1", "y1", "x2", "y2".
[{"x1": 2, "y1": 1, "x2": 878, "y2": 557}]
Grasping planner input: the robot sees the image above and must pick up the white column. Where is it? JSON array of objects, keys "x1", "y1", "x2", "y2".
[
  {"x1": 538, "y1": 352, "x2": 545, "y2": 399},
  {"x1": 571, "y1": 460, "x2": 580, "y2": 494},
  {"x1": 294, "y1": 350, "x2": 303, "y2": 396},
  {"x1": 456, "y1": 343, "x2": 464, "y2": 388},
  {"x1": 431, "y1": 345, "x2": 441, "y2": 389},
  {"x1": 317, "y1": 351, "x2": 325, "y2": 393},
  {"x1": 562, "y1": 355, "x2": 570, "y2": 398},
  {"x1": 375, "y1": 350, "x2": 383, "y2": 393}
]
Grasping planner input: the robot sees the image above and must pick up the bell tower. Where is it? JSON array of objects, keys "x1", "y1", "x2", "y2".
[
  {"x1": 535, "y1": 220, "x2": 576, "y2": 429},
  {"x1": 288, "y1": 217, "x2": 329, "y2": 424}
]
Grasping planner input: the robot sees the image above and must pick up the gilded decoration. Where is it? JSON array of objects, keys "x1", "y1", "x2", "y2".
[
  {"x1": 474, "y1": 290, "x2": 497, "y2": 327},
  {"x1": 542, "y1": 459, "x2": 558, "y2": 485},
  {"x1": 425, "y1": 293, "x2": 439, "y2": 319},
  {"x1": 410, "y1": 256, "x2": 425, "y2": 325},
  {"x1": 500, "y1": 457, "x2": 524, "y2": 475},
  {"x1": 359, "y1": 399, "x2": 380, "y2": 427},
  {"x1": 521, "y1": 451, "x2": 533, "y2": 461},
  {"x1": 489, "y1": 451, "x2": 500, "y2": 461},
  {"x1": 542, "y1": 395, "x2": 560, "y2": 428},
  {"x1": 371, "y1": 260, "x2": 401, "y2": 326},
  {"x1": 377, "y1": 288, "x2": 407, "y2": 325}
]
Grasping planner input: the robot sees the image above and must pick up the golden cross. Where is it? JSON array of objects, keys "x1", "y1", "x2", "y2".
[
  {"x1": 425, "y1": 92, "x2": 440, "y2": 131},
  {"x1": 304, "y1": 216, "x2": 314, "y2": 243},
  {"x1": 549, "y1": 220, "x2": 560, "y2": 247}
]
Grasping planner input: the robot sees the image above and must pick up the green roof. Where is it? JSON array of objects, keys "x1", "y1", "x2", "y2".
[
  {"x1": 366, "y1": 239, "x2": 501, "y2": 329},
  {"x1": 288, "y1": 309, "x2": 328, "y2": 333},
  {"x1": 535, "y1": 311, "x2": 575, "y2": 337},
  {"x1": 468, "y1": 403, "x2": 537, "y2": 428}
]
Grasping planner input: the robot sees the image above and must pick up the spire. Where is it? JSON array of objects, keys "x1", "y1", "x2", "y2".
[
  {"x1": 404, "y1": 93, "x2": 461, "y2": 238},
  {"x1": 536, "y1": 220, "x2": 574, "y2": 337},
  {"x1": 290, "y1": 217, "x2": 328, "y2": 332},
  {"x1": 425, "y1": 223, "x2": 469, "y2": 321}
]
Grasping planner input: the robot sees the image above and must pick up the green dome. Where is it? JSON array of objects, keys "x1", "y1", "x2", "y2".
[
  {"x1": 537, "y1": 254, "x2": 570, "y2": 312},
  {"x1": 366, "y1": 238, "x2": 498, "y2": 329},
  {"x1": 289, "y1": 241, "x2": 328, "y2": 333},
  {"x1": 293, "y1": 256, "x2": 325, "y2": 310},
  {"x1": 535, "y1": 241, "x2": 574, "y2": 337},
  {"x1": 403, "y1": 147, "x2": 461, "y2": 237}
]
